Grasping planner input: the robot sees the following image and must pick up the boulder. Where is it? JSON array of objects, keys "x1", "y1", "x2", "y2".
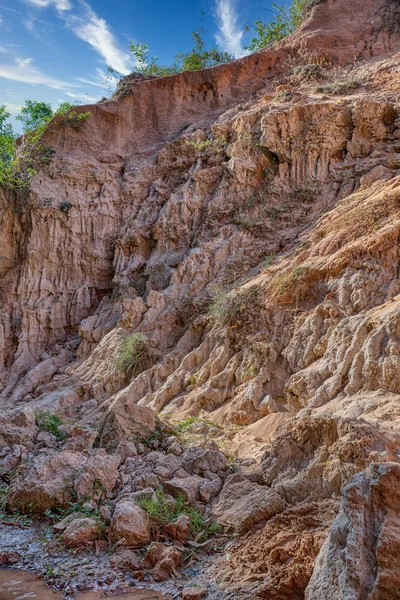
[
  {"x1": 109, "y1": 501, "x2": 151, "y2": 546},
  {"x1": 212, "y1": 472, "x2": 285, "y2": 533},
  {"x1": 306, "y1": 462, "x2": 400, "y2": 600},
  {"x1": 63, "y1": 427, "x2": 98, "y2": 452},
  {"x1": 143, "y1": 543, "x2": 182, "y2": 581},
  {"x1": 168, "y1": 442, "x2": 183, "y2": 456},
  {"x1": 53, "y1": 511, "x2": 85, "y2": 533},
  {"x1": 109, "y1": 549, "x2": 142, "y2": 571},
  {"x1": 0, "y1": 551, "x2": 20, "y2": 566},
  {"x1": 182, "y1": 589, "x2": 208, "y2": 600},
  {"x1": 8, "y1": 450, "x2": 86, "y2": 513},
  {"x1": 199, "y1": 477, "x2": 222, "y2": 502},
  {"x1": 74, "y1": 450, "x2": 121, "y2": 501},
  {"x1": 62, "y1": 517, "x2": 100, "y2": 548},
  {"x1": 165, "y1": 475, "x2": 206, "y2": 503},
  {"x1": 0, "y1": 445, "x2": 27, "y2": 477},
  {"x1": 0, "y1": 407, "x2": 38, "y2": 449},
  {"x1": 98, "y1": 399, "x2": 157, "y2": 445},
  {"x1": 116, "y1": 441, "x2": 138, "y2": 462},
  {"x1": 164, "y1": 514, "x2": 191, "y2": 542},
  {"x1": 181, "y1": 444, "x2": 227, "y2": 477}
]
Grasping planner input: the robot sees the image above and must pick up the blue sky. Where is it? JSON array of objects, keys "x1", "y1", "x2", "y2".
[{"x1": 0, "y1": 0, "x2": 278, "y2": 130}]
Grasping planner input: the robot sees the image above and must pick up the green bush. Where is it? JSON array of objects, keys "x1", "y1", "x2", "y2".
[
  {"x1": 114, "y1": 332, "x2": 152, "y2": 379},
  {"x1": 314, "y1": 76, "x2": 363, "y2": 95},
  {"x1": 0, "y1": 101, "x2": 91, "y2": 190},
  {"x1": 208, "y1": 287, "x2": 259, "y2": 328},
  {"x1": 245, "y1": 0, "x2": 314, "y2": 51},
  {"x1": 138, "y1": 488, "x2": 220, "y2": 541},
  {"x1": 35, "y1": 410, "x2": 65, "y2": 441},
  {"x1": 128, "y1": 28, "x2": 234, "y2": 78}
]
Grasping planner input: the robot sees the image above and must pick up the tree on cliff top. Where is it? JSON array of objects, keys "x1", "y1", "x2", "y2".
[
  {"x1": 245, "y1": 0, "x2": 314, "y2": 52},
  {"x1": 128, "y1": 28, "x2": 235, "y2": 78},
  {"x1": 0, "y1": 101, "x2": 90, "y2": 189}
]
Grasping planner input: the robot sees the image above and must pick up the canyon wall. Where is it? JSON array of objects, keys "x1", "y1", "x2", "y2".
[{"x1": 1, "y1": 0, "x2": 400, "y2": 597}]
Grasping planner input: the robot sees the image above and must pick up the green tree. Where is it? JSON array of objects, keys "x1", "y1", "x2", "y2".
[
  {"x1": 176, "y1": 28, "x2": 234, "y2": 71},
  {"x1": 16, "y1": 100, "x2": 54, "y2": 133},
  {"x1": 0, "y1": 101, "x2": 90, "y2": 189},
  {"x1": 245, "y1": 0, "x2": 312, "y2": 52},
  {"x1": 0, "y1": 105, "x2": 15, "y2": 164},
  {"x1": 128, "y1": 28, "x2": 234, "y2": 78}
]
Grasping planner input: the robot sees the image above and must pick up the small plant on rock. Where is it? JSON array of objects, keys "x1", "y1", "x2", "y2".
[
  {"x1": 36, "y1": 410, "x2": 65, "y2": 441},
  {"x1": 114, "y1": 332, "x2": 153, "y2": 379},
  {"x1": 138, "y1": 488, "x2": 221, "y2": 541},
  {"x1": 208, "y1": 286, "x2": 260, "y2": 329},
  {"x1": 314, "y1": 75, "x2": 363, "y2": 96}
]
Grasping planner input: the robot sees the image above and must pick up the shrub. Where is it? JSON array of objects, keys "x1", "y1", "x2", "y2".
[
  {"x1": 261, "y1": 254, "x2": 275, "y2": 268},
  {"x1": 245, "y1": 0, "x2": 315, "y2": 51},
  {"x1": 291, "y1": 62, "x2": 326, "y2": 83},
  {"x1": 208, "y1": 286, "x2": 263, "y2": 349},
  {"x1": 269, "y1": 265, "x2": 310, "y2": 302},
  {"x1": 0, "y1": 101, "x2": 91, "y2": 190},
  {"x1": 291, "y1": 183, "x2": 320, "y2": 203},
  {"x1": 175, "y1": 414, "x2": 218, "y2": 434},
  {"x1": 130, "y1": 29, "x2": 234, "y2": 77},
  {"x1": 16, "y1": 101, "x2": 53, "y2": 133},
  {"x1": 314, "y1": 76, "x2": 363, "y2": 95},
  {"x1": 138, "y1": 488, "x2": 221, "y2": 541},
  {"x1": 208, "y1": 289, "x2": 249, "y2": 328},
  {"x1": 35, "y1": 410, "x2": 65, "y2": 441},
  {"x1": 114, "y1": 332, "x2": 152, "y2": 379},
  {"x1": 184, "y1": 373, "x2": 200, "y2": 388}
]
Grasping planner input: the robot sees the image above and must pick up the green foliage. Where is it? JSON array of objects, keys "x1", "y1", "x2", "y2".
[
  {"x1": 314, "y1": 76, "x2": 363, "y2": 96},
  {"x1": 114, "y1": 332, "x2": 152, "y2": 379},
  {"x1": 36, "y1": 410, "x2": 65, "y2": 441},
  {"x1": 184, "y1": 373, "x2": 200, "y2": 388},
  {"x1": 187, "y1": 135, "x2": 227, "y2": 154},
  {"x1": 261, "y1": 254, "x2": 275, "y2": 267},
  {"x1": 138, "y1": 488, "x2": 221, "y2": 541},
  {"x1": 269, "y1": 264, "x2": 309, "y2": 296},
  {"x1": 54, "y1": 102, "x2": 91, "y2": 130},
  {"x1": 0, "y1": 106, "x2": 16, "y2": 164},
  {"x1": 246, "y1": 0, "x2": 313, "y2": 51},
  {"x1": 0, "y1": 101, "x2": 91, "y2": 190},
  {"x1": 175, "y1": 413, "x2": 218, "y2": 435},
  {"x1": 16, "y1": 100, "x2": 53, "y2": 133},
  {"x1": 175, "y1": 414, "x2": 218, "y2": 434},
  {"x1": 208, "y1": 286, "x2": 259, "y2": 328},
  {"x1": 44, "y1": 500, "x2": 103, "y2": 522},
  {"x1": 128, "y1": 28, "x2": 234, "y2": 78}
]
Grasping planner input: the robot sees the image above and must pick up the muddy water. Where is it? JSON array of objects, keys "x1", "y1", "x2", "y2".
[{"x1": 0, "y1": 569, "x2": 166, "y2": 600}]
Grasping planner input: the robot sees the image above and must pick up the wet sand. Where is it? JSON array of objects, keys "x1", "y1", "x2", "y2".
[{"x1": 0, "y1": 569, "x2": 166, "y2": 600}]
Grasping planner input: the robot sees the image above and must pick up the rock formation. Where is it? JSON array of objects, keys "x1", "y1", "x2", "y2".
[{"x1": 1, "y1": 0, "x2": 400, "y2": 597}]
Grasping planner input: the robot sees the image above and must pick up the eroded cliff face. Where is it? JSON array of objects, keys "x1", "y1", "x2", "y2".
[{"x1": 1, "y1": 0, "x2": 400, "y2": 597}]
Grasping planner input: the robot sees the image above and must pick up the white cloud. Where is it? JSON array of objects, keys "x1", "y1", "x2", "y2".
[
  {"x1": 63, "y1": 90, "x2": 100, "y2": 102},
  {"x1": 4, "y1": 103, "x2": 23, "y2": 115},
  {"x1": 23, "y1": 0, "x2": 132, "y2": 75},
  {"x1": 77, "y1": 67, "x2": 117, "y2": 89},
  {"x1": 215, "y1": 0, "x2": 244, "y2": 58},
  {"x1": 0, "y1": 56, "x2": 77, "y2": 89},
  {"x1": 67, "y1": 2, "x2": 132, "y2": 75},
  {"x1": 24, "y1": 19, "x2": 35, "y2": 31},
  {"x1": 24, "y1": 0, "x2": 72, "y2": 11}
]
